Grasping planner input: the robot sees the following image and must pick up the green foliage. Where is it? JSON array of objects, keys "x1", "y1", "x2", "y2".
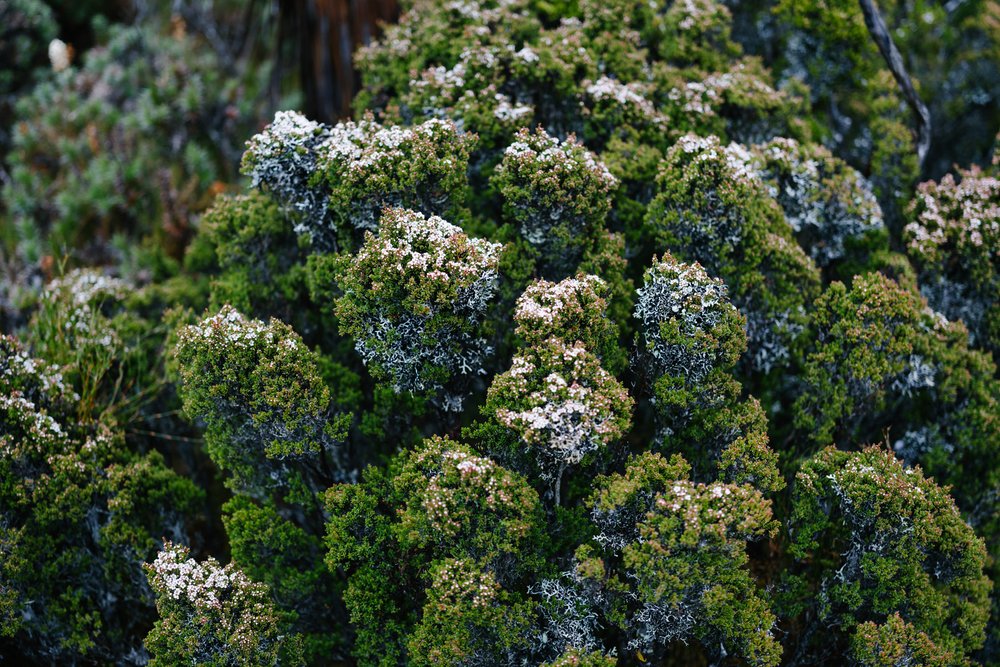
[
  {"x1": 0, "y1": 334, "x2": 202, "y2": 662},
  {"x1": 584, "y1": 452, "x2": 782, "y2": 665},
  {"x1": 786, "y1": 446, "x2": 991, "y2": 662},
  {"x1": 793, "y1": 272, "x2": 1000, "y2": 526},
  {"x1": 635, "y1": 253, "x2": 782, "y2": 492},
  {"x1": 851, "y1": 613, "x2": 965, "y2": 667},
  {"x1": 325, "y1": 435, "x2": 544, "y2": 665},
  {"x1": 3, "y1": 22, "x2": 263, "y2": 263},
  {"x1": 174, "y1": 305, "x2": 347, "y2": 498}
]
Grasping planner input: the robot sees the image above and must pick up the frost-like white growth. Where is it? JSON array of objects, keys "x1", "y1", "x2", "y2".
[
  {"x1": 752, "y1": 137, "x2": 883, "y2": 265},
  {"x1": 242, "y1": 110, "x2": 329, "y2": 229},
  {"x1": 891, "y1": 355, "x2": 937, "y2": 397},
  {"x1": 532, "y1": 569, "x2": 603, "y2": 653},
  {"x1": 634, "y1": 257, "x2": 735, "y2": 383},
  {"x1": 339, "y1": 209, "x2": 501, "y2": 406}
]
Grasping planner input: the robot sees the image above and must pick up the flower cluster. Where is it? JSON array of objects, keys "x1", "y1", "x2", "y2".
[
  {"x1": 513, "y1": 274, "x2": 617, "y2": 357},
  {"x1": 333, "y1": 208, "x2": 501, "y2": 407},
  {"x1": 905, "y1": 165, "x2": 999, "y2": 354},
  {"x1": 489, "y1": 340, "x2": 633, "y2": 470},
  {"x1": 243, "y1": 113, "x2": 476, "y2": 247},
  {"x1": 493, "y1": 127, "x2": 617, "y2": 276},
  {"x1": 145, "y1": 542, "x2": 302, "y2": 666},
  {"x1": 392, "y1": 436, "x2": 542, "y2": 560},
  {"x1": 316, "y1": 117, "x2": 476, "y2": 238}
]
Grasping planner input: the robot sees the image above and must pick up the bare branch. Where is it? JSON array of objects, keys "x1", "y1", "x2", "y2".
[{"x1": 858, "y1": 0, "x2": 932, "y2": 168}]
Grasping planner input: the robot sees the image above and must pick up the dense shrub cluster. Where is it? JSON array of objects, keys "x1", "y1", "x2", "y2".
[{"x1": 0, "y1": 0, "x2": 998, "y2": 665}]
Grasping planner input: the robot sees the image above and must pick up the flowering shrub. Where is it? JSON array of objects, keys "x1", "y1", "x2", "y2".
[
  {"x1": 325, "y1": 435, "x2": 543, "y2": 664},
  {"x1": 0, "y1": 334, "x2": 201, "y2": 663},
  {"x1": 905, "y1": 165, "x2": 1000, "y2": 356},
  {"x1": 331, "y1": 207, "x2": 502, "y2": 408},
  {"x1": 484, "y1": 337, "x2": 633, "y2": 501},
  {"x1": 242, "y1": 112, "x2": 475, "y2": 248},
  {"x1": 645, "y1": 134, "x2": 821, "y2": 372},
  {"x1": 493, "y1": 127, "x2": 618, "y2": 276},
  {"x1": 3, "y1": 0, "x2": 999, "y2": 662},
  {"x1": 634, "y1": 254, "x2": 782, "y2": 491},
  {"x1": 583, "y1": 451, "x2": 782, "y2": 665},
  {"x1": 144, "y1": 542, "x2": 303, "y2": 666},
  {"x1": 174, "y1": 305, "x2": 347, "y2": 497}
]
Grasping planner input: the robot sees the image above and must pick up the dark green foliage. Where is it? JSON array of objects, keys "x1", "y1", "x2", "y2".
[
  {"x1": 2, "y1": 0, "x2": 998, "y2": 663},
  {"x1": 583, "y1": 452, "x2": 782, "y2": 665},
  {"x1": 785, "y1": 446, "x2": 991, "y2": 663},
  {"x1": 174, "y1": 305, "x2": 346, "y2": 497},
  {"x1": 0, "y1": 334, "x2": 202, "y2": 663},
  {"x1": 325, "y1": 435, "x2": 544, "y2": 665}
]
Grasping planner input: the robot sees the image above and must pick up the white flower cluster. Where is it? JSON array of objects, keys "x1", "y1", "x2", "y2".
[
  {"x1": 149, "y1": 543, "x2": 250, "y2": 610},
  {"x1": 355, "y1": 208, "x2": 501, "y2": 284},
  {"x1": 42, "y1": 269, "x2": 129, "y2": 348},
  {"x1": 179, "y1": 304, "x2": 280, "y2": 351},
  {"x1": 635, "y1": 257, "x2": 734, "y2": 382},
  {"x1": 0, "y1": 392, "x2": 65, "y2": 457},
  {"x1": 675, "y1": 133, "x2": 756, "y2": 182},
  {"x1": 432, "y1": 558, "x2": 499, "y2": 610},
  {"x1": 495, "y1": 342, "x2": 626, "y2": 467},
  {"x1": 906, "y1": 169, "x2": 1000, "y2": 257},
  {"x1": 421, "y1": 448, "x2": 516, "y2": 536},
  {"x1": 1, "y1": 335, "x2": 76, "y2": 403},
  {"x1": 503, "y1": 130, "x2": 617, "y2": 191},
  {"x1": 147, "y1": 542, "x2": 290, "y2": 661},
  {"x1": 317, "y1": 117, "x2": 472, "y2": 234}
]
